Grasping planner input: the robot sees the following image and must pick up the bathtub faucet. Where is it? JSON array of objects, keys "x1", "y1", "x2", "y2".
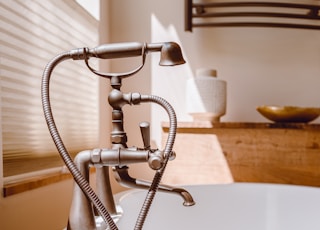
[{"x1": 42, "y1": 41, "x2": 195, "y2": 230}]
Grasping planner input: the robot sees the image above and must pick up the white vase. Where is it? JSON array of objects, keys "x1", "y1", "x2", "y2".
[{"x1": 186, "y1": 68, "x2": 227, "y2": 122}]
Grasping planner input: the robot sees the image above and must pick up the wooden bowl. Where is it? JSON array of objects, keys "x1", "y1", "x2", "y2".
[{"x1": 256, "y1": 106, "x2": 320, "y2": 123}]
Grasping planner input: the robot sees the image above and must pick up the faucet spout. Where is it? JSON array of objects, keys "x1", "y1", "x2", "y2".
[
  {"x1": 166, "y1": 187, "x2": 196, "y2": 207},
  {"x1": 113, "y1": 166, "x2": 195, "y2": 206}
]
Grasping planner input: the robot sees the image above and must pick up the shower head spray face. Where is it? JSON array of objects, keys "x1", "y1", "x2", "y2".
[{"x1": 158, "y1": 42, "x2": 186, "y2": 66}]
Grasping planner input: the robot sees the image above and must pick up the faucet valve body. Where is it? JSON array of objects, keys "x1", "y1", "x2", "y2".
[{"x1": 89, "y1": 148, "x2": 166, "y2": 170}]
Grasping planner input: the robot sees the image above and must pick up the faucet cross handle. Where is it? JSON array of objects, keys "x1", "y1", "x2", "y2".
[{"x1": 140, "y1": 121, "x2": 150, "y2": 150}]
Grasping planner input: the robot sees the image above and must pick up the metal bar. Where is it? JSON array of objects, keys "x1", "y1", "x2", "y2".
[
  {"x1": 193, "y1": 22, "x2": 320, "y2": 30},
  {"x1": 185, "y1": 0, "x2": 193, "y2": 31},
  {"x1": 193, "y1": 12, "x2": 320, "y2": 20},
  {"x1": 192, "y1": 2, "x2": 320, "y2": 11}
]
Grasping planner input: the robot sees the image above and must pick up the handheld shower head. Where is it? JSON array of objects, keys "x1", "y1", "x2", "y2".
[
  {"x1": 85, "y1": 41, "x2": 185, "y2": 66},
  {"x1": 71, "y1": 41, "x2": 185, "y2": 65},
  {"x1": 70, "y1": 41, "x2": 186, "y2": 81}
]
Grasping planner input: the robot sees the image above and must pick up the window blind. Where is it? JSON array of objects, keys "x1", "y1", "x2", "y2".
[{"x1": 0, "y1": 0, "x2": 99, "y2": 177}]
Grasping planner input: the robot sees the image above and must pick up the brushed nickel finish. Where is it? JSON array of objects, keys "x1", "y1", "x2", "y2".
[{"x1": 42, "y1": 41, "x2": 194, "y2": 230}]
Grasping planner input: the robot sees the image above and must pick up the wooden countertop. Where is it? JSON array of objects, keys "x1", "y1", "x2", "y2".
[
  {"x1": 161, "y1": 121, "x2": 320, "y2": 187},
  {"x1": 162, "y1": 121, "x2": 320, "y2": 130}
]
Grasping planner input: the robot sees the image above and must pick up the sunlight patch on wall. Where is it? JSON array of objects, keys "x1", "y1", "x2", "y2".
[
  {"x1": 162, "y1": 132, "x2": 234, "y2": 185},
  {"x1": 151, "y1": 14, "x2": 192, "y2": 147},
  {"x1": 150, "y1": 13, "x2": 200, "y2": 147},
  {"x1": 76, "y1": 0, "x2": 100, "y2": 20}
]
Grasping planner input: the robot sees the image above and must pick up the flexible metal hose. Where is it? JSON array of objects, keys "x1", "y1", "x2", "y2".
[
  {"x1": 41, "y1": 52, "x2": 118, "y2": 230},
  {"x1": 134, "y1": 95, "x2": 177, "y2": 230}
]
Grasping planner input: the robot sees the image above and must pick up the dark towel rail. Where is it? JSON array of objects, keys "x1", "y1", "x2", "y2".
[{"x1": 185, "y1": 0, "x2": 320, "y2": 31}]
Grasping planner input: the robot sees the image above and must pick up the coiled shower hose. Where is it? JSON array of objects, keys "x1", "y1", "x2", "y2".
[
  {"x1": 42, "y1": 52, "x2": 177, "y2": 230},
  {"x1": 134, "y1": 95, "x2": 177, "y2": 229},
  {"x1": 41, "y1": 52, "x2": 118, "y2": 230}
]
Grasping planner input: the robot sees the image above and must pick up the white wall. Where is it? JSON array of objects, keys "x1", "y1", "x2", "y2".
[
  {"x1": 109, "y1": 0, "x2": 320, "y2": 148},
  {"x1": 107, "y1": 0, "x2": 320, "y2": 185}
]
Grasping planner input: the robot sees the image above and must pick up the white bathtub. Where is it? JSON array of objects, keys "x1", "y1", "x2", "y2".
[{"x1": 115, "y1": 183, "x2": 320, "y2": 230}]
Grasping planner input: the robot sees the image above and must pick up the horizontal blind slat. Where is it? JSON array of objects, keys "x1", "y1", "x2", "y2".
[{"x1": 1, "y1": 0, "x2": 100, "y2": 177}]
